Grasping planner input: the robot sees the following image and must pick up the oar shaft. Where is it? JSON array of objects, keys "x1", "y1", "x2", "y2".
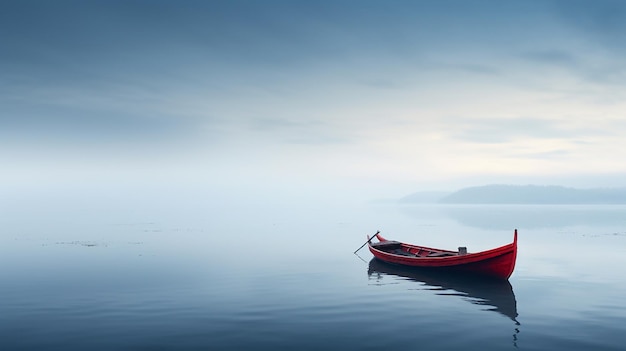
[{"x1": 353, "y1": 231, "x2": 380, "y2": 254}]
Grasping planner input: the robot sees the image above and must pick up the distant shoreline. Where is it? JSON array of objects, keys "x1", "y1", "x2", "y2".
[{"x1": 400, "y1": 185, "x2": 626, "y2": 205}]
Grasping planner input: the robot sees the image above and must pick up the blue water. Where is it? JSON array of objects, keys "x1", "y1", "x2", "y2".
[{"x1": 2, "y1": 199, "x2": 626, "y2": 350}]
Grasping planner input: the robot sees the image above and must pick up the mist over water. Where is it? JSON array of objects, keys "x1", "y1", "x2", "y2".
[{"x1": 2, "y1": 184, "x2": 626, "y2": 350}]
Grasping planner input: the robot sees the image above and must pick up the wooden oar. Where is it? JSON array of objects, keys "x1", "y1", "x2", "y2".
[{"x1": 353, "y1": 231, "x2": 380, "y2": 254}]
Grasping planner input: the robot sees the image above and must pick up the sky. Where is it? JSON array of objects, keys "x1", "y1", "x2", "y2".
[{"x1": 2, "y1": 0, "x2": 626, "y2": 201}]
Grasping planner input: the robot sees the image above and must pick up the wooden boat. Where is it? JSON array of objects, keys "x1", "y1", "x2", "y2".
[{"x1": 367, "y1": 229, "x2": 518, "y2": 280}]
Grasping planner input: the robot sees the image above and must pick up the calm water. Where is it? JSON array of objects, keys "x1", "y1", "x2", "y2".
[{"x1": 2, "y1": 196, "x2": 626, "y2": 350}]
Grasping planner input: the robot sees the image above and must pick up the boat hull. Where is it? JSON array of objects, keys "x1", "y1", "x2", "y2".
[{"x1": 367, "y1": 230, "x2": 517, "y2": 280}]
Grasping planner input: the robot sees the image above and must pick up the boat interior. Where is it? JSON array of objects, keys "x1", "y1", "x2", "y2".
[{"x1": 371, "y1": 240, "x2": 460, "y2": 258}]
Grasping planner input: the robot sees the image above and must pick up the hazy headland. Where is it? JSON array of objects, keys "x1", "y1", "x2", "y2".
[{"x1": 400, "y1": 185, "x2": 626, "y2": 204}]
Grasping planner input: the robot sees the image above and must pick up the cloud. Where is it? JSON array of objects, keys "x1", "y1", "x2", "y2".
[
  {"x1": 244, "y1": 117, "x2": 350, "y2": 145},
  {"x1": 552, "y1": 0, "x2": 626, "y2": 52},
  {"x1": 509, "y1": 149, "x2": 571, "y2": 160},
  {"x1": 443, "y1": 64, "x2": 501, "y2": 76},
  {"x1": 0, "y1": 84, "x2": 211, "y2": 144},
  {"x1": 441, "y1": 117, "x2": 608, "y2": 144},
  {"x1": 517, "y1": 47, "x2": 626, "y2": 91},
  {"x1": 519, "y1": 1, "x2": 626, "y2": 89},
  {"x1": 521, "y1": 50, "x2": 579, "y2": 67}
]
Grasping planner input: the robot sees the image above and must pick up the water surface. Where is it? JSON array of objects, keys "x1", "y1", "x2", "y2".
[{"x1": 2, "y1": 199, "x2": 625, "y2": 350}]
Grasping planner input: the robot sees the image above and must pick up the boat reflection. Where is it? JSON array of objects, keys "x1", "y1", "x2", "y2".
[{"x1": 367, "y1": 258, "x2": 519, "y2": 323}]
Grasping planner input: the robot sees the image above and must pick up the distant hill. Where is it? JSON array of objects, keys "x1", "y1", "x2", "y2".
[{"x1": 401, "y1": 185, "x2": 626, "y2": 204}]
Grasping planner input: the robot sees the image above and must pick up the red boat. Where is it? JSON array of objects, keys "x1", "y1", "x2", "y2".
[{"x1": 367, "y1": 230, "x2": 518, "y2": 280}]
